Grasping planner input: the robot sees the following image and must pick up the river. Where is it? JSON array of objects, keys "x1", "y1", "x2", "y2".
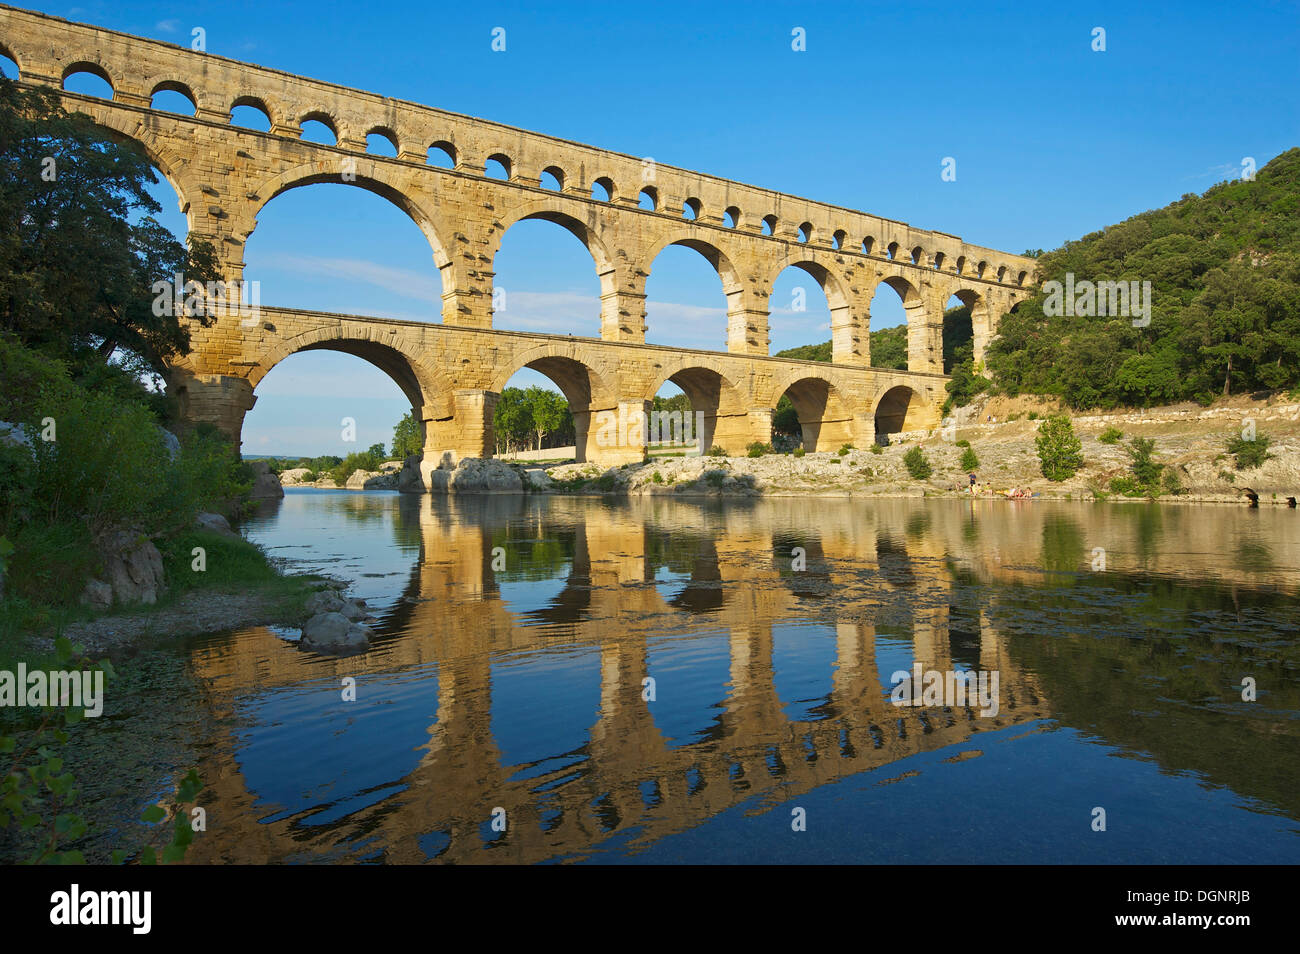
[{"x1": 73, "y1": 490, "x2": 1300, "y2": 863}]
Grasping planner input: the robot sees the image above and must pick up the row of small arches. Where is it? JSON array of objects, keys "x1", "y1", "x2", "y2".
[{"x1": 40, "y1": 57, "x2": 1028, "y2": 286}]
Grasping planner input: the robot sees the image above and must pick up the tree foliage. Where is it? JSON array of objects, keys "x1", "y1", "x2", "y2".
[
  {"x1": 0, "y1": 72, "x2": 219, "y2": 377},
  {"x1": 987, "y1": 148, "x2": 1300, "y2": 408},
  {"x1": 1035, "y1": 415, "x2": 1084, "y2": 481}
]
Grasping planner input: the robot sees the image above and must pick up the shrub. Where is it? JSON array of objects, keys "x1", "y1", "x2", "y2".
[
  {"x1": 594, "y1": 473, "x2": 618, "y2": 491},
  {"x1": 870, "y1": 444, "x2": 883, "y2": 455},
  {"x1": 1035, "y1": 415, "x2": 1083, "y2": 481},
  {"x1": 651, "y1": 471, "x2": 663, "y2": 484},
  {"x1": 955, "y1": 439, "x2": 971, "y2": 448},
  {"x1": 1098, "y1": 426, "x2": 1124, "y2": 445},
  {"x1": 903, "y1": 446, "x2": 932, "y2": 480},
  {"x1": 837, "y1": 443, "x2": 854, "y2": 456},
  {"x1": 1126, "y1": 437, "x2": 1163, "y2": 491},
  {"x1": 960, "y1": 447, "x2": 980, "y2": 471},
  {"x1": 1226, "y1": 433, "x2": 1272, "y2": 470},
  {"x1": 792, "y1": 447, "x2": 805, "y2": 458},
  {"x1": 1027, "y1": 411, "x2": 1039, "y2": 420},
  {"x1": 707, "y1": 445, "x2": 727, "y2": 457},
  {"x1": 747, "y1": 441, "x2": 772, "y2": 458},
  {"x1": 1161, "y1": 467, "x2": 1184, "y2": 496},
  {"x1": 704, "y1": 470, "x2": 726, "y2": 487}
]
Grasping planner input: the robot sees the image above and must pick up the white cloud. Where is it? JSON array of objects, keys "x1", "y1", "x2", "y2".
[{"x1": 156, "y1": 18, "x2": 181, "y2": 33}]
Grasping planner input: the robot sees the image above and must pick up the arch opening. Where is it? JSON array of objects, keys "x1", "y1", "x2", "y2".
[
  {"x1": 300, "y1": 117, "x2": 337, "y2": 145},
  {"x1": 492, "y1": 356, "x2": 606, "y2": 463},
  {"x1": 540, "y1": 166, "x2": 564, "y2": 191},
  {"x1": 491, "y1": 214, "x2": 605, "y2": 336},
  {"x1": 868, "y1": 276, "x2": 919, "y2": 370},
  {"x1": 244, "y1": 179, "x2": 446, "y2": 320},
  {"x1": 0, "y1": 48, "x2": 20, "y2": 81},
  {"x1": 649, "y1": 367, "x2": 745, "y2": 456},
  {"x1": 874, "y1": 385, "x2": 921, "y2": 445},
  {"x1": 366, "y1": 128, "x2": 398, "y2": 157},
  {"x1": 62, "y1": 64, "x2": 113, "y2": 99},
  {"x1": 230, "y1": 99, "x2": 271, "y2": 131},
  {"x1": 243, "y1": 341, "x2": 427, "y2": 471},
  {"x1": 427, "y1": 141, "x2": 456, "y2": 168},
  {"x1": 591, "y1": 177, "x2": 614, "y2": 201},
  {"x1": 771, "y1": 262, "x2": 839, "y2": 359},
  {"x1": 772, "y1": 376, "x2": 853, "y2": 453},
  {"x1": 644, "y1": 240, "x2": 735, "y2": 351},
  {"x1": 485, "y1": 154, "x2": 511, "y2": 180},
  {"x1": 149, "y1": 82, "x2": 196, "y2": 115}
]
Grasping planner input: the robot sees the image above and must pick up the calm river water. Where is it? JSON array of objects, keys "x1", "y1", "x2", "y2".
[{"x1": 96, "y1": 491, "x2": 1300, "y2": 863}]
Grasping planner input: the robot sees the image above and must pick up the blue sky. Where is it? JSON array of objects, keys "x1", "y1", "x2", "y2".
[{"x1": 15, "y1": 0, "x2": 1299, "y2": 455}]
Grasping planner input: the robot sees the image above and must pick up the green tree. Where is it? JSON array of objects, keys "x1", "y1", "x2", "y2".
[
  {"x1": 526, "y1": 386, "x2": 569, "y2": 450},
  {"x1": 391, "y1": 411, "x2": 422, "y2": 459},
  {"x1": 960, "y1": 447, "x2": 980, "y2": 470},
  {"x1": 903, "y1": 445, "x2": 932, "y2": 479},
  {"x1": 1035, "y1": 415, "x2": 1084, "y2": 481},
  {"x1": 0, "y1": 72, "x2": 219, "y2": 378}
]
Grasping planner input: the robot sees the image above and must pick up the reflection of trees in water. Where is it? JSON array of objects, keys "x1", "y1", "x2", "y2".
[
  {"x1": 645, "y1": 529, "x2": 709, "y2": 577},
  {"x1": 1235, "y1": 541, "x2": 1275, "y2": 571},
  {"x1": 1040, "y1": 514, "x2": 1086, "y2": 574},
  {"x1": 489, "y1": 525, "x2": 577, "y2": 581},
  {"x1": 985, "y1": 570, "x2": 1300, "y2": 820}
]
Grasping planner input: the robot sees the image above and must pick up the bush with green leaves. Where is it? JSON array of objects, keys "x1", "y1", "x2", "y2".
[
  {"x1": 792, "y1": 447, "x2": 805, "y2": 458},
  {"x1": 707, "y1": 445, "x2": 727, "y2": 457},
  {"x1": 870, "y1": 443, "x2": 883, "y2": 454},
  {"x1": 837, "y1": 444, "x2": 854, "y2": 456},
  {"x1": 1225, "y1": 432, "x2": 1272, "y2": 469},
  {"x1": 1098, "y1": 426, "x2": 1124, "y2": 444},
  {"x1": 747, "y1": 442, "x2": 772, "y2": 458},
  {"x1": 903, "y1": 446, "x2": 932, "y2": 480},
  {"x1": 1035, "y1": 415, "x2": 1084, "y2": 481},
  {"x1": 960, "y1": 447, "x2": 980, "y2": 470}
]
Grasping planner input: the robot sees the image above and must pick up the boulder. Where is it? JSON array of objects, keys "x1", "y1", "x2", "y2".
[
  {"x1": 247, "y1": 460, "x2": 284, "y2": 499},
  {"x1": 345, "y1": 469, "x2": 398, "y2": 490},
  {"x1": 156, "y1": 426, "x2": 181, "y2": 460},
  {"x1": 79, "y1": 578, "x2": 113, "y2": 610},
  {"x1": 304, "y1": 589, "x2": 346, "y2": 615},
  {"x1": 195, "y1": 511, "x2": 239, "y2": 539},
  {"x1": 278, "y1": 467, "x2": 310, "y2": 486},
  {"x1": 524, "y1": 467, "x2": 553, "y2": 490},
  {"x1": 429, "y1": 457, "x2": 523, "y2": 494},
  {"x1": 398, "y1": 454, "x2": 426, "y2": 494},
  {"x1": 339, "y1": 599, "x2": 369, "y2": 621},
  {"x1": 97, "y1": 530, "x2": 166, "y2": 605},
  {"x1": 300, "y1": 612, "x2": 371, "y2": 654}
]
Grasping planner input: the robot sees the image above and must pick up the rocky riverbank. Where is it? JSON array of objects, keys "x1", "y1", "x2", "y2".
[{"x1": 401, "y1": 392, "x2": 1300, "y2": 504}]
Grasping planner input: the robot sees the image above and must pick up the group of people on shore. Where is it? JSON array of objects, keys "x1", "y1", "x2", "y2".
[{"x1": 965, "y1": 473, "x2": 1033, "y2": 498}]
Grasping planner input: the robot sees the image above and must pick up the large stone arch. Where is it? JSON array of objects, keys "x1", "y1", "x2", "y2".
[
  {"x1": 644, "y1": 362, "x2": 748, "y2": 454},
  {"x1": 768, "y1": 369, "x2": 855, "y2": 452},
  {"x1": 240, "y1": 160, "x2": 451, "y2": 298},
  {"x1": 487, "y1": 197, "x2": 618, "y2": 331},
  {"x1": 874, "y1": 385, "x2": 924, "y2": 444},
  {"x1": 944, "y1": 286, "x2": 989, "y2": 371},
  {"x1": 770, "y1": 257, "x2": 857, "y2": 364},
  {"x1": 252, "y1": 328, "x2": 442, "y2": 413},
  {"x1": 643, "y1": 233, "x2": 750, "y2": 351},
  {"x1": 491, "y1": 345, "x2": 616, "y2": 465}
]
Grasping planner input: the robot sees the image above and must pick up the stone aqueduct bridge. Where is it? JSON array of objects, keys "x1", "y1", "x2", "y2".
[{"x1": 1, "y1": 5, "x2": 1037, "y2": 467}]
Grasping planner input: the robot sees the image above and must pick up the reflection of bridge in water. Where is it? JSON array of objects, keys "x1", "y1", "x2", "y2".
[{"x1": 188, "y1": 497, "x2": 1055, "y2": 863}]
